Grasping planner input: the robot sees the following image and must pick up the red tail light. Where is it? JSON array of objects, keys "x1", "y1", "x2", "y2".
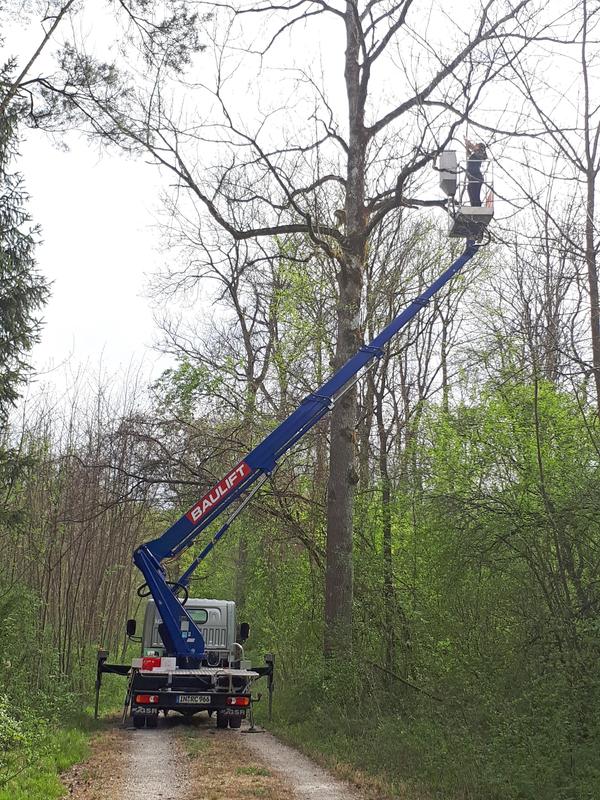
[
  {"x1": 226, "y1": 695, "x2": 250, "y2": 707},
  {"x1": 142, "y1": 656, "x2": 161, "y2": 670},
  {"x1": 135, "y1": 694, "x2": 159, "y2": 704}
]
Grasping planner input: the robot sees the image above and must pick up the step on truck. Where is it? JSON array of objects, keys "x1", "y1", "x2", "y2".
[{"x1": 95, "y1": 201, "x2": 486, "y2": 729}]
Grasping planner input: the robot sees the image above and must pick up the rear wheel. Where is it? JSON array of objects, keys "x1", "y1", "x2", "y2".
[
  {"x1": 216, "y1": 711, "x2": 228, "y2": 729},
  {"x1": 228, "y1": 716, "x2": 242, "y2": 729},
  {"x1": 132, "y1": 715, "x2": 146, "y2": 729}
]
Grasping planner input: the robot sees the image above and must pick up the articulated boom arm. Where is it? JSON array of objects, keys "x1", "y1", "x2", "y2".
[{"x1": 133, "y1": 241, "x2": 481, "y2": 660}]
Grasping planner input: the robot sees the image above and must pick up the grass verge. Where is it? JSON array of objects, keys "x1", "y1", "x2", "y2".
[
  {"x1": 0, "y1": 694, "x2": 121, "y2": 800},
  {"x1": 178, "y1": 716, "x2": 289, "y2": 799},
  {"x1": 266, "y1": 716, "x2": 414, "y2": 800},
  {"x1": 258, "y1": 694, "x2": 440, "y2": 800},
  {"x1": 0, "y1": 719, "x2": 94, "y2": 800}
]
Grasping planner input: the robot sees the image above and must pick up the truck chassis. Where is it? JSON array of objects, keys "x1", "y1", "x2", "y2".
[
  {"x1": 127, "y1": 666, "x2": 258, "y2": 728},
  {"x1": 96, "y1": 651, "x2": 274, "y2": 729}
]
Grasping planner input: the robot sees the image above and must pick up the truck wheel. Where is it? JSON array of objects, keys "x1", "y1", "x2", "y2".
[
  {"x1": 216, "y1": 712, "x2": 228, "y2": 729},
  {"x1": 133, "y1": 715, "x2": 146, "y2": 729},
  {"x1": 228, "y1": 716, "x2": 242, "y2": 729},
  {"x1": 146, "y1": 715, "x2": 158, "y2": 729}
]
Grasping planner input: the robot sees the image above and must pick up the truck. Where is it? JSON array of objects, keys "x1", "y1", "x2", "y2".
[
  {"x1": 128, "y1": 599, "x2": 273, "y2": 729},
  {"x1": 97, "y1": 596, "x2": 274, "y2": 728},
  {"x1": 96, "y1": 171, "x2": 490, "y2": 729}
]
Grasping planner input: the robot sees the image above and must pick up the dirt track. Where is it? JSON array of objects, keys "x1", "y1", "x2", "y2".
[
  {"x1": 63, "y1": 716, "x2": 365, "y2": 800},
  {"x1": 244, "y1": 729, "x2": 364, "y2": 799}
]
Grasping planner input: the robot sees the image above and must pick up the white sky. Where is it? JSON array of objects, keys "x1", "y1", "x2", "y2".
[
  {"x1": 3, "y1": 5, "x2": 179, "y2": 398},
  {"x1": 21, "y1": 130, "x2": 172, "y2": 385}
]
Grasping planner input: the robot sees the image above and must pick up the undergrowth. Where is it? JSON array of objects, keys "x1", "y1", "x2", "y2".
[
  {"x1": 0, "y1": 723, "x2": 90, "y2": 800},
  {"x1": 263, "y1": 667, "x2": 600, "y2": 800},
  {"x1": 0, "y1": 665, "x2": 126, "y2": 800}
]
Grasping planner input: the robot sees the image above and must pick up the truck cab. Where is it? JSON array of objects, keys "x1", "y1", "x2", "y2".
[{"x1": 142, "y1": 598, "x2": 240, "y2": 667}]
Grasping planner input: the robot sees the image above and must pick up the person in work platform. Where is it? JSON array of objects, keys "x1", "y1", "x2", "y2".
[{"x1": 465, "y1": 138, "x2": 487, "y2": 206}]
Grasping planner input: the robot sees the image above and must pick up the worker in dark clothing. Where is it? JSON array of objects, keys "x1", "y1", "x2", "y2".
[{"x1": 465, "y1": 139, "x2": 487, "y2": 206}]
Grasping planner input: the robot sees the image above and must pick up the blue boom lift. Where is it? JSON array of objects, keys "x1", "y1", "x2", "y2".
[{"x1": 95, "y1": 150, "x2": 491, "y2": 728}]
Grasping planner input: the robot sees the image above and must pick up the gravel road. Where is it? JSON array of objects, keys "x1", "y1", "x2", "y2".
[
  {"x1": 120, "y1": 727, "x2": 190, "y2": 800},
  {"x1": 243, "y1": 727, "x2": 363, "y2": 799},
  {"x1": 64, "y1": 723, "x2": 193, "y2": 800},
  {"x1": 65, "y1": 716, "x2": 364, "y2": 800}
]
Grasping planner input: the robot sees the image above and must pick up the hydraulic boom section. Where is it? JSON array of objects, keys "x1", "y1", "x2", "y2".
[{"x1": 134, "y1": 240, "x2": 481, "y2": 660}]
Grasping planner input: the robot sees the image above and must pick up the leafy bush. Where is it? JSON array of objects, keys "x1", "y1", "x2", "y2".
[{"x1": 0, "y1": 695, "x2": 52, "y2": 788}]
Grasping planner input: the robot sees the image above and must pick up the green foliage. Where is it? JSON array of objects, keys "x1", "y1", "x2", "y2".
[
  {"x1": 0, "y1": 115, "x2": 49, "y2": 419},
  {"x1": 0, "y1": 696, "x2": 51, "y2": 790},
  {"x1": 0, "y1": 578, "x2": 108, "y2": 793},
  {"x1": 154, "y1": 359, "x2": 226, "y2": 419},
  {"x1": 271, "y1": 251, "x2": 330, "y2": 381},
  {"x1": 221, "y1": 378, "x2": 600, "y2": 800},
  {"x1": 0, "y1": 695, "x2": 28, "y2": 755},
  {"x1": 0, "y1": 718, "x2": 90, "y2": 800}
]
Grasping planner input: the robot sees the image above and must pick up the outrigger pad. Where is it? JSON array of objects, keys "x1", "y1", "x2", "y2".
[{"x1": 449, "y1": 206, "x2": 494, "y2": 239}]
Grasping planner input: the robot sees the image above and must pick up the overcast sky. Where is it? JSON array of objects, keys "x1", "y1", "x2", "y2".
[
  {"x1": 2, "y1": 7, "x2": 178, "y2": 400},
  {"x1": 21, "y1": 129, "x2": 173, "y2": 389}
]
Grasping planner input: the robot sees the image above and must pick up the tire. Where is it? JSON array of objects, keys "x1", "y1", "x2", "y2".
[
  {"x1": 216, "y1": 711, "x2": 228, "y2": 729},
  {"x1": 228, "y1": 716, "x2": 242, "y2": 729},
  {"x1": 133, "y1": 715, "x2": 146, "y2": 729},
  {"x1": 146, "y1": 715, "x2": 158, "y2": 729}
]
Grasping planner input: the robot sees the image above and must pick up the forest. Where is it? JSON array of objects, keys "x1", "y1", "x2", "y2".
[{"x1": 2, "y1": 1, "x2": 600, "y2": 799}]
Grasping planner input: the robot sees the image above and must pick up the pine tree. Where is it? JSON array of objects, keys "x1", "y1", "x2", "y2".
[{"x1": 0, "y1": 105, "x2": 49, "y2": 420}]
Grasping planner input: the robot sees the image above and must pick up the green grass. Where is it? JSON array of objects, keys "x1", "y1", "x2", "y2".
[
  {"x1": 257, "y1": 685, "x2": 451, "y2": 800},
  {"x1": 264, "y1": 682, "x2": 600, "y2": 800},
  {"x1": 0, "y1": 724, "x2": 90, "y2": 800},
  {"x1": 0, "y1": 694, "x2": 121, "y2": 800},
  {"x1": 236, "y1": 765, "x2": 272, "y2": 777},
  {"x1": 178, "y1": 724, "x2": 211, "y2": 758}
]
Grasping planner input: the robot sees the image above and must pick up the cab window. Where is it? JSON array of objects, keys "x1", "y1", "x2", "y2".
[{"x1": 188, "y1": 609, "x2": 208, "y2": 625}]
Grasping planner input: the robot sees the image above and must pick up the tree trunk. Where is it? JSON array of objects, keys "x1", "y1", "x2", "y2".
[
  {"x1": 324, "y1": 8, "x2": 366, "y2": 658},
  {"x1": 580, "y1": 0, "x2": 600, "y2": 412},
  {"x1": 236, "y1": 383, "x2": 258, "y2": 613},
  {"x1": 375, "y1": 375, "x2": 395, "y2": 672},
  {"x1": 585, "y1": 174, "x2": 600, "y2": 412}
]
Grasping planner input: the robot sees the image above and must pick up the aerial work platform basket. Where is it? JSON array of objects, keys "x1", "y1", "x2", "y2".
[
  {"x1": 448, "y1": 202, "x2": 494, "y2": 239},
  {"x1": 438, "y1": 149, "x2": 494, "y2": 241}
]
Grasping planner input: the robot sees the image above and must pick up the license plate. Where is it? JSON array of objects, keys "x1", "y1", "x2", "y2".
[{"x1": 176, "y1": 694, "x2": 211, "y2": 705}]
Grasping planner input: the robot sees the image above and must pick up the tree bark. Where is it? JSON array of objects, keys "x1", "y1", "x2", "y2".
[
  {"x1": 584, "y1": 175, "x2": 600, "y2": 410},
  {"x1": 581, "y1": 0, "x2": 600, "y2": 412},
  {"x1": 324, "y1": 5, "x2": 366, "y2": 658},
  {"x1": 375, "y1": 367, "x2": 395, "y2": 672}
]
